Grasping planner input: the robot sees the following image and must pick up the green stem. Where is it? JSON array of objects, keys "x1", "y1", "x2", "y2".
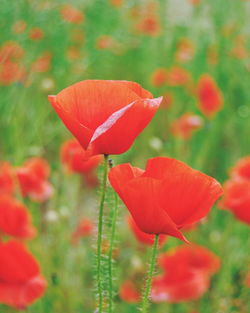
[
  {"x1": 141, "y1": 234, "x2": 159, "y2": 313},
  {"x1": 107, "y1": 191, "x2": 118, "y2": 313},
  {"x1": 96, "y1": 154, "x2": 109, "y2": 313},
  {"x1": 107, "y1": 157, "x2": 118, "y2": 313}
]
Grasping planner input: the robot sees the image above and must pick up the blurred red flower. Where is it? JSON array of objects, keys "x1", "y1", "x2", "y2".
[
  {"x1": 12, "y1": 20, "x2": 27, "y2": 34},
  {"x1": 16, "y1": 157, "x2": 53, "y2": 202},
  {"x1": 29, "y1": 28, "x2": 44, "y2": 40},
  {"x1": 135, "y1": 14, "x2": 161, "y2": 36},
  {"x1": 0, "y1": 61, "x2": 25, "y2": 86},
  {"x1": 0, "y1": 240, "x2": 47, "y2": 309},
  {"x1": 109, "y1": 0, "x2": 123, "y2": 7},
  {"x1": 108, "y1": 157, "x2": 223, "y2": 241},
  {"x1": 231, "y1": 36, "x2": 248, "y2": 60},
  {"x1": 0, "y1": 195, "x2": 36, "y2": 239},
  {"x1": 230, "y1": 156, "x2": 250, "y2": 180},
  {"x1": 60, "y1": 138, "x2": 102, "y2": 174},
  {"x1": 0, "y1": 41, "x2": 25, "y2": 86},
  {"x1": 128, "y1": 215, "x2": 167, "y2": 246},
  {"x1": 151, "y1": 68, "x2": 168, "y2": 87},
  {"x1": 158, "y1": 245, "x2": 220, "y2": 276},
  {"x1": 188, "y1": 0, "x2": 201, "y2": 5},
  {"x1": 119, "y1": 280, "x2": 140, "y2": 303},
  {"x1": 166, "y1": 66, "x2": 191, "y2": 87},
  {"x1": 151, "y1": 244, "x2": 220, "y2": 302},
  {"x1": 71, "y1": 218, "x2": 94, "y2": 244},
  {"x1": 219, "y1": 177, "x2": 250, "y2": 225},
  {"x1": 96, "y1": 35, "x2": 116, "y2": 51},
  {"x1": 60, "y1": 4, "x2": 84, "y2": 24},
  {"x1": 48, "y1": 80, "x2": 162, "y2": 155},
  {"x1": 152, "y1": 269, "x2": 209, "y2": 302},
  {"x1": 197, "y1": 74, "x2": 224, "y2": 118},
  {"x1": 0, "y1": 41, "x2": 24, "y2": 62},
  {"x1": 31, "y1": 52, "x2": 52, "y2": 73},
  {"x1": 66, "y1": 46, "x2": 81, "y2": 60},
  {"x1": 171, "y1": 112, "x2": 204, "y2": 140},
  {"x1": 0, "y1": 162, "x2": 15, "y2": 195},
  {"x1": 175, "y1": 38, "x2": 195, "y2": 63}
]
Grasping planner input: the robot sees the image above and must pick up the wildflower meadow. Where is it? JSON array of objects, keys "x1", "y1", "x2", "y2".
[{"x1": 0, "y1": 1, "x2": 250, "y2": 313}]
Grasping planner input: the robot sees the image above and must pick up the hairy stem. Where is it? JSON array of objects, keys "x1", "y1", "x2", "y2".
[
  {"x1": 141, "y1": 234, "x2": 159, "y2": 313},
  {"x1": 107, "y1": 157, "x2": 118, "y2": 313},
  {"x1": 96, "y1": 154, "x2": 109, "y2": 313}
]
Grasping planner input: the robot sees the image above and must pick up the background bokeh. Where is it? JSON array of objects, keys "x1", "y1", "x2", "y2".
[{"x1": 0, "y1": 0, "x2": 250, "y2": 312}]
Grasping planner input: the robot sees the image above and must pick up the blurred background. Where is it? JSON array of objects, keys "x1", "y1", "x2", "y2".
[{"x1": 0, "y1": 0, "x2": 250, "y2": 312}]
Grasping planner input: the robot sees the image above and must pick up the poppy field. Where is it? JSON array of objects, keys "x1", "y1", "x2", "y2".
[{"x1": 0, "y1": 1, "x2": 250, "y2": 313}]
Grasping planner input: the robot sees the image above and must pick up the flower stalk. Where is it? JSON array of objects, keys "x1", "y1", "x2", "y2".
[
  {"x1": 107, "y1": 157, "x2": 119, "y2": 313},
  {"x1": 96, "y1": 154, "x2": 109, "y2": 313},
  {"x1": 141, "y1": 234, "x2": 159, "y2": 313}
]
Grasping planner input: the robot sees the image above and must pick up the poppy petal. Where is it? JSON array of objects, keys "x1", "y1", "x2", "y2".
[
  {"x1": 117, "y1": 80, "x2": 153, "y2": 99},
  {"x1": 51, "y1": 80, "x2": 140, "y2": 129},
  {"x1": 48, "y1": 95, "x2": 94, "y2": 149},
  {"x1": 144, "y1": 157, "x2": 223, "y2": 227},
  {"x1": 90, "y1": 97, "x2": 162, "y2": 155},
  {"x1": 108, "y1": 163, "x2": 144, "y2": 197},
  {"x1": 121, "y1": 177, "x2": 187, "y2": 241},
  {"x1": 0, "y1": 196, "x2": 36, "y2": 239}
]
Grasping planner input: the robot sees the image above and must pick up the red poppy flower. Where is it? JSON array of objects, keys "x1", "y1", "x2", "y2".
[
  {"x1": 166, "y1": 66, "x2": 191, "y2": 87},
  {"x1": 171, "y1": 112, "x2": 204, "y2": 140},
  {"x1": 31, "y1": 52, "x2": 52, "y2": 73},
  {"x1": 85, "y1": 172, "x2": 99, "y2": 188},
  {"x1": 0, "y1": 162, "x2": 15, "y2": 195},
  {"x1": 71, "y1": 218, "x2": 94, "y2": 244},
  {"x1": 197, "y1": 74, "x2": 224, "y2": 118},
  {"x1": 152, "y1": 269, "x2": 209, "y2": 302},
  {"x1": 128, "y1": 215, "x2": 167, "y2": 246},
  {"x1": 119, "y1": 280, "x2": 140, "y2": 303},
  {"x1": 219, "y1": 177, "x2": 250, "y2": 225},
  {"x1": 60, "y1": 5, "x2": 84, "y2": 24},
  {"x1": 231, "y1": 36, "x2": 248, "y2": 60},
  {"x1": 151, "y1": 68, "x2": 168, "y2": 87},
  {"x1": 16, "y1": 157, "x2": 53, "y2": 202},
  {"x1": 175, "y1": 38, "x2": 195, "y2": 63},
  {"x1": 0, "y1": 41, "x2": 24, "y2": 63},
  {"x1": 0, "y1": 195, "x2": 36, "y2": 239},
  {"x1": 135, "y1": 15, "x2": 161, "y2": 36},
  {"x1": 230, "y1": 156, "x2": 250, "y2": 180},
  {"x1": 0, "y1": 61, "x2": 25, "y2": 86},
  {"x1": 188, "y1": 0, "x2": 201, "y2": 5},
  {"x1": 12, "y1": 20, "x2": 27, "y2": 34},
  {"x1": 95, "y1": 35, "x2": 116, "y2": 50},
  {"x1": 158, "y1": 245, "x2": 220, "y2": 277},
  {"x1": 0, "y1": 240, "x2": 47, "y2": 309},
  {"x1": 66, "y1": 47, "x2": 81, "y2": 61},
  {"x1": 109, "y1": 0, "x2": 123, "y2": 7},
  {"x1": 29, "y1": 28, "x2": 44, "y2": 41},
  {"x1": 48, "y1": 80, "x2": 162, "y2": 155},
  {"x1": 151, "y1": 245, "x2": 220, "y2": 302},
  {"x1": 108, "y1": 157, "x2": 223, "y2": 241},
  {"x1": 61, "y1": 139, "x2": 102, "y2": 174}
]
